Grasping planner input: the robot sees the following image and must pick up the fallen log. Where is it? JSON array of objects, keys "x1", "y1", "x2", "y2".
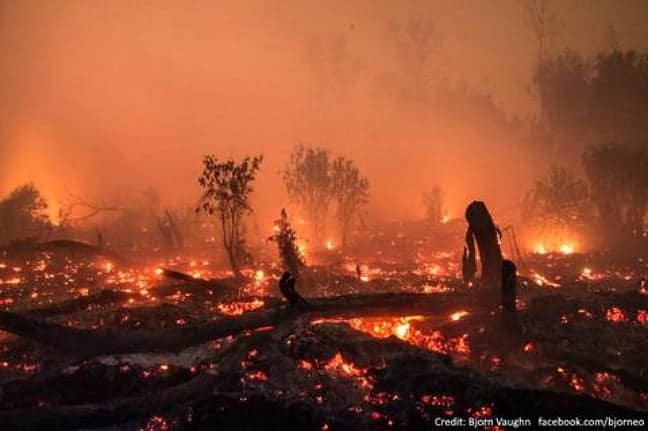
[
  {"x1": 0, "y1": 292, "x2": 485, "y2": 358},
  {"x1": 157, "y1": 268, "x2": 239, "y2": 294},
  {"x1": 26, "y1": 290, "x2": 131, "y2": 319}
]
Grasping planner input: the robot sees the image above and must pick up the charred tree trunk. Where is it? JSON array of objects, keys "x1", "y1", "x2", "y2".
[
  {"x1": 501, "y1": 259, "x2": 517, "y2": 313},
  {"x1": 157, "y1": 217, "x2": 174, "y2": 249},
  {"x1": 164, "y1": 210, "x2": 184, "y2": 249},
  {"x1": 462, "y1": 201, "x2": 503, "y2": 289},
  {"x1": 461, "y1": 228, "x2": 476, "y2": 283}
]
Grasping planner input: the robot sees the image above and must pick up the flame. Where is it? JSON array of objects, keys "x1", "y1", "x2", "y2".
[
  {"x1": 394, "y1": 322, "x2": 410, "y2": 338},
  {"x1": 534, "y1": 243, "x2": 547, "y2": 254},
  {"x1": 337, "y1": 316, "x2": 470, "y2": 356},
  {"x1": 531, "y1": 272, "x2": 561, "y2": 288},
  {"x1": 449, "y1": 310, "x2": 469, "y2": 321},
  {"x1": 325, "y1": 240, "x2": 335, "y2": 250},
  {"x1": 606, "y1": 307, "x2": 627, "y2": 323},
  {"x1": 217, "y1": 299, "x2": 265, "y2": 316},
  {"x1": 254, "y1": 269, "x2": 265, "y2": 282},
  {"x1": 559, "y1": 243, "x2": 574, "y2": 255},
  {"x1": 324, "y1": 352, "x2": 372, "y2": 389}
]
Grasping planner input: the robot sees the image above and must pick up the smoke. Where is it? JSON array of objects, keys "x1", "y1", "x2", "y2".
[{"x1": 1, "y1": 0, "x2": 647, "y2": 227}]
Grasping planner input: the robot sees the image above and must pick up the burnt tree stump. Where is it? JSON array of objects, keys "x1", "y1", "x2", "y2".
[
  {"x1": 279, "y1": 271, "x2": 307, "y2": 307},
  {"x1": 462, "y1": 201, "x2": 503, "y2": 289}
]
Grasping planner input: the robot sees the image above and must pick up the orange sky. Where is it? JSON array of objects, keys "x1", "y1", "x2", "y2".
[{"x1": 1, "y1": 0, "x2": 647, "y2": 225}]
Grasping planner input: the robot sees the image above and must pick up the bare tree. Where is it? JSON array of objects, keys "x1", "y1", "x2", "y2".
[
  {"x1": 282, "y1": 145, "x2": 334, "y2": 246},
  {"x1": 422, "y1": 185, "x2": 444, "y2": 226},
  {"x1": 522, "y1": 166, "x2": 591, "y2": 229},
  {"x1": 197, "y1": 155, "x2": 263, "y2": 278},
  {"x1": 330, "y1": 157, "x2": 369, "y2": 246},
  {"x1": 0, "y1": 183, "x2": 51, "y2": 244}
]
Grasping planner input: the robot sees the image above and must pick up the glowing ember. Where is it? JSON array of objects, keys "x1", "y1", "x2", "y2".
[
  {"x1": 324, "y1": 352, "x2": 372, "y2": 389},
  {"x1": 298, "y1": 359, "x2": 314, "y2": 370},
  {"x1": 254, "y1": 269, "x2": 265, "y2": 281},
  {"x1": 523, "y1": 342, "x2": 535, "y2": 353},
  {"x1": 325, "y1": 240, "x2": 335, "y2": 250},
  {"x1": 449, "y1": 310, "x2": 469, "y2": 321},
  {"x1": 217, "y1": 299, "x2": 265, "y2": 316},
  {"x1": 534, "y1": 243, "x2": 547, "y2": 254},
  {"x1": 531, "y1": 272, "x2": 561, "y2": 288},
  {"x1": 142, "y1": 415, "x2": 170, "y2": 431},
  {"x1": 245, "y1": 370, "x2": 269, "y2": 381},
  {"x1": 559, "y1": 244, "x2": 574, "y2": 255},
  {"x1": 606, "y1": 307, "x2": 628, "y2": 323},
  {"x1": 342, "y1": 317, "x2": 470, "y2": 356},
  {"x1": 394, "y1": 322, "x2": 410, "y2": 338}
]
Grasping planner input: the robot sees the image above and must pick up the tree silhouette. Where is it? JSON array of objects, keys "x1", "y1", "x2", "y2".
[
  {"x1": 583, "y1": 143, "x2": 647, "y2": 239},
  {"x1": 282, "y1": 145, "x2": 334, "y2": 246},
  {"x1": 330, "y1": 157, "x2": 369, "y2": 246},
  {"x1": 197, "y1": 155, "x2": 263, "y2": 278},
  {"x1": 522, "y1": 166, "x2": 591, "y2": 234},
  {"x1": 0, "y1": 183, "x2": 50, "y2": 244},
  {"x1": 269, "y1": 208, "x2": 305, "y2": 279},
  {"x1": 422, "y1": 186, "x2": 444, "y2": 226}
]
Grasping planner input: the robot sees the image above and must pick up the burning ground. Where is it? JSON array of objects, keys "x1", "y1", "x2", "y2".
[{"x1": 0, "y1": 236, "x2": 646, "y2": 430}]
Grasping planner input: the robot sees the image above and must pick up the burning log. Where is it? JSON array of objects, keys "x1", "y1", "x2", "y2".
[
  {"x1": 0, "y1": 292, "x2": 486, "y2": 357},
  {"x1": 462, "y1": 201, "x2": 503, "y2": 289}
]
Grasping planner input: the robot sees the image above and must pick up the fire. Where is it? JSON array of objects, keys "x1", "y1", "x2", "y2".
[
  {"x1": 104, "y1": 262, "x2": 113, "y2": 272},
  {"x1": 449, "y1": 310, "x2": 469, "y2": 321},
  {"x1": 324, "y1": 352, "x2": 372, "y2": 389},
  {"x1": 325, "y1": 240, "x2": 335, "y2": 250},
  {"x1": 531, "y1": 272, "x2": 561, "y2": 288},
  {"x1": 254, "y1": 269, "x2": 265, "y2": 282},
  {"x1": 532, "y1": 241, "x2": 577, "y2": 255},
  {"x1": 217, "y1": 299, "x2": 265, "y2": 316},
  {"x1": 325, "y1": 352, "x2": 365, "y2": 377},
  {"x1": 606, "y1": 307, "x2": 627, "y2": 323},
  {"x1": 637, "y1": 310, "x2": 648, "y2": 325},
  {"x1": 342, "y1": 316, "x2": 470, "y2": 356},
  {"x1": 245, "y1": 370, "x2": 268, "y2": 381},
  {"x1": 559, "y1": 243, "x2": 574, "y2": 255},
  {"x1": 395, "y1": 322, "x2": 410, "y2": 338}
]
